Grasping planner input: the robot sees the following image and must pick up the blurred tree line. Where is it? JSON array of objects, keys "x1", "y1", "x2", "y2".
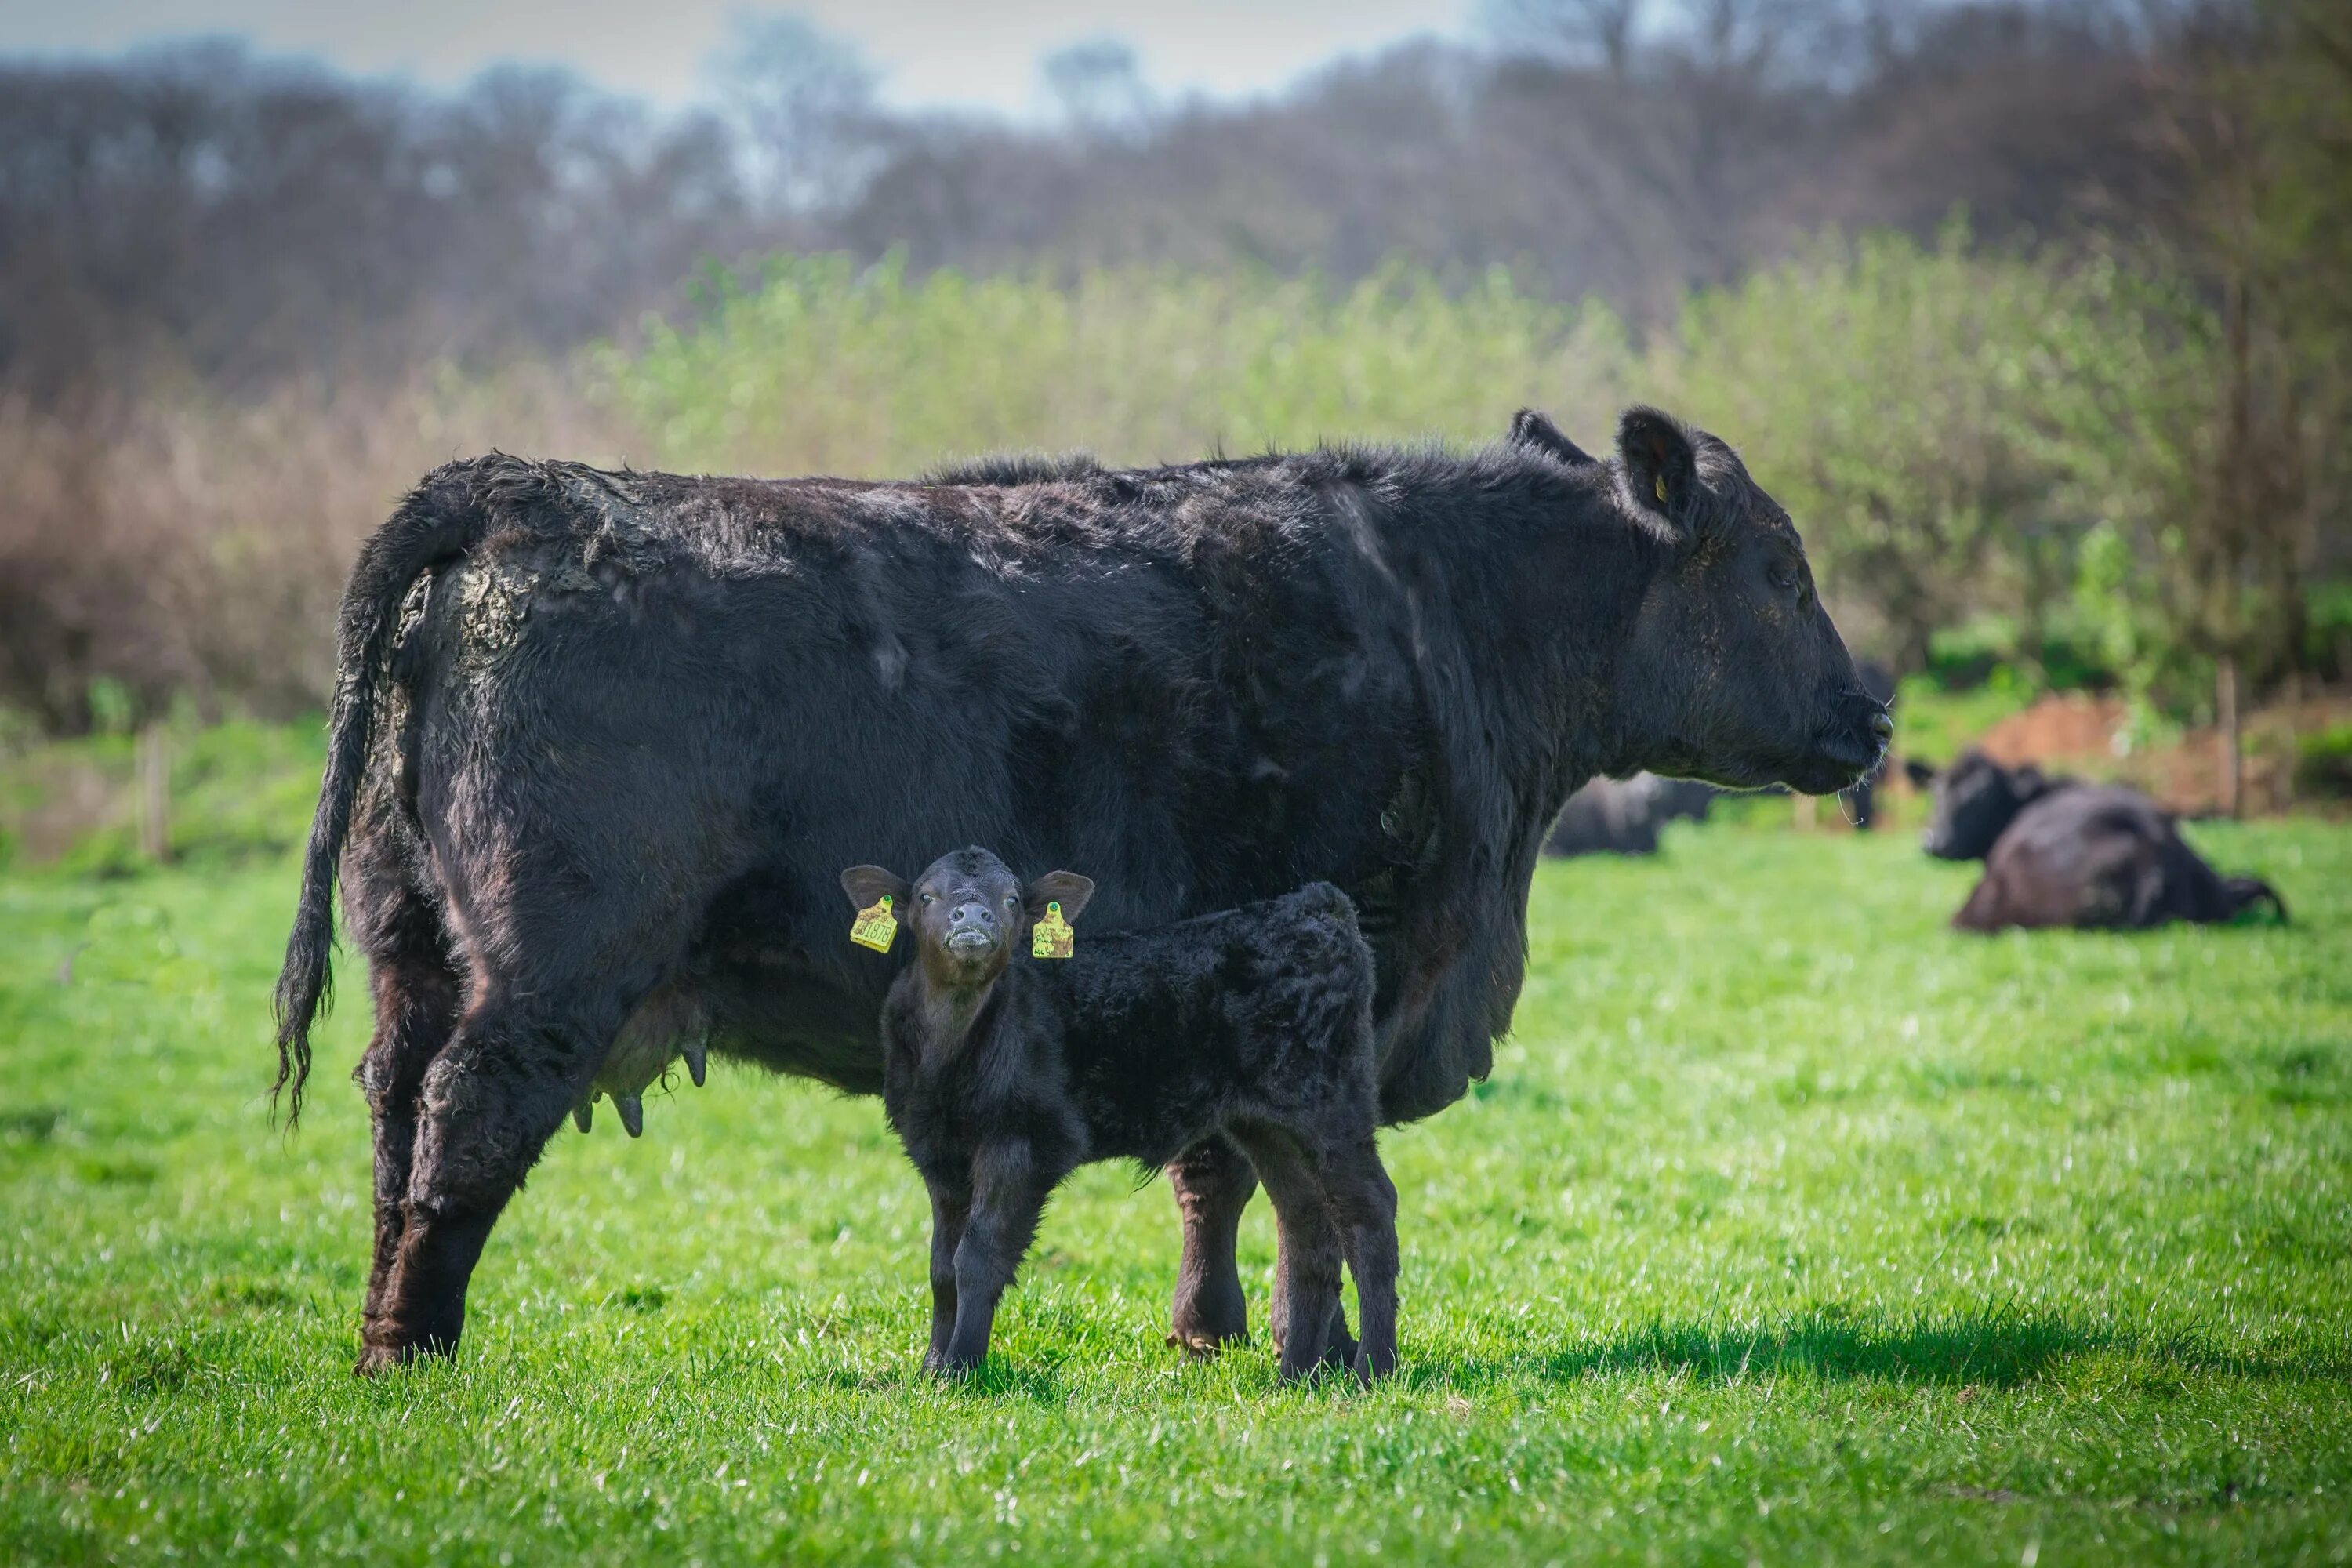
[{"x1": 0, "y1": 0, "x2": 2345, "y2": 801}]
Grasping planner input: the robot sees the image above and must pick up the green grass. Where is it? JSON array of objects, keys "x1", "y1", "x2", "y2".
[{"x1": 2, "y1": 818, "x2": 2348, "y2": 1565}]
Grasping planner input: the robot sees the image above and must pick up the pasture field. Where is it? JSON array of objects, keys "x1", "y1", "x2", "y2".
[{"x1": 2, "y1": 817, "x2": 2347, "y2": 1564}]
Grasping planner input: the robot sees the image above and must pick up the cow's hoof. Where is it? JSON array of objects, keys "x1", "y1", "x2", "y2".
[
  {"x1": 1168, "y1": 1285, "x2": 1249, "y2": 1357},
  {"x1": 1167, "y1": 1328, "x2": 1243, "y2": 1360},
  {"x1": 354, "y1": 1341, "x2": 410, "y2": 1377}
]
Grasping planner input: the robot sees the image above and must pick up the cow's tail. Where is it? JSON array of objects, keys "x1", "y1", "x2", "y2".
[
  {"x1": 2221, "y1": 875, "x2": 2287, "y2": 924},
  {"x1": 274, "y1": 464, "x2": 491, "y2": 1124}
]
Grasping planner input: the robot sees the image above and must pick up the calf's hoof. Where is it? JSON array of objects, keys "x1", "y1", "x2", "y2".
[{"x1": 925, "y1": 1348, "x2": 985, "y2": 1380}]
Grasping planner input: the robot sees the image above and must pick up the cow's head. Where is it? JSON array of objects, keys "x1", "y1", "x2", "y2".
[
  {"x1": 842, "y1": 848, "x2": 1094, "y2": 993},
  {"x1": 1903, "y1": 749, "x2": 2050, "y2": 861},
  {"x1": 1586, "y1": 406, "x2": 1889, "y2": 795}
]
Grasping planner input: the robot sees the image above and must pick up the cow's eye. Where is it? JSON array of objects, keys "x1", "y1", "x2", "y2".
[
  {"x1": 1004, "y1": 895, "x2": 1018, "y2": 909},
  {"x1": 1769, "y1": 564, "x2": 1799, "y2": 592},
  {"x1": 919, "y1": 891, "x2": 935, "y2": 906}
]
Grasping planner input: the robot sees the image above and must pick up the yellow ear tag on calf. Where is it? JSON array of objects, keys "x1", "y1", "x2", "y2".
[
  {"x1": 1031, "y1": 902, "x2": 1075, "y2": 960},
  {"x1": 849, "y1": 895, "x2": 898, "y2": 953},
  {"x1": 1654, "y1": 474, "x2": 1668, "y2": 503}
]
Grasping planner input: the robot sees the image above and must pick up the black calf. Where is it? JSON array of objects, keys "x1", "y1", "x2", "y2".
[{"x1": 845, "y1": 848, "x2": 1398, "y2": 1384}]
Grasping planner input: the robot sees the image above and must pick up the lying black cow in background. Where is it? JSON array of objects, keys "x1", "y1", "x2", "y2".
[
  {"x1": 275, "y1": 404, "x2": 1889, "y2": 1373},
  {"x1": 1544, "y1": 774, "x2": 1715, "y2": 856},
  {"x1": 1906, "y1": 749, "x2": 2285, "y2": 931}
]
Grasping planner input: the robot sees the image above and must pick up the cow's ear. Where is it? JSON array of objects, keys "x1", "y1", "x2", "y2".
[
  {"x1": 1508, "y1": 408, "x2": 1596, "y2": 467},
  {"x1": 840, "y1": 865, "x2": 912, "y2": 911},
  {"x1": 1025, "y1": 872, "x2": 1095, "y2": 924},
  {"x1": 1617, "y1": 405, "x2": 1700, "y2": 535},
  {"x1": 1904, "y1": 758, "x2": 1937, "y2": 789}
]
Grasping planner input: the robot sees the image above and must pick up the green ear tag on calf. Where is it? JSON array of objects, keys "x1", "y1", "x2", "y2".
[
  {"x1": 849, "y1": 895, "x2": 898, "y2": 953},
  {"x1": 1032, "y1": 902, "x2": 1075, "y2": 960}
]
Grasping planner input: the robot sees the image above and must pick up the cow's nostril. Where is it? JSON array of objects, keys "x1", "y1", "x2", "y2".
[{"x1": 1868, "y1": 710, "x2": 1894, "y2": 744}]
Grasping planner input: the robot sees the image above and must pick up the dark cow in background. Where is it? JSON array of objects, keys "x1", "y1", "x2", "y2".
[
  {"x1": 1907, "y1": 749, "x2": 2285, "y2": 931},
  {"x1": 274, "y1": 404, "x2": 1889, "y2": 1373},
  {"x1": 1543, "y1": 774, "x2": 1715, "y2": 856}
]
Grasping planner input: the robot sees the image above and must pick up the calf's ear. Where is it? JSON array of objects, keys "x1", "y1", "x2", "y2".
[
  {"x1": 1616, "y1": 405, "x2": 1700, "y2": 535},
  {"x1": 1508, "y1": 408, "x2": 1596, "y2": 467},
  {"x1": 840, "y1": 865, "x2": 913, "y2": 911},
  {"x1": 1903, "y1": 758, "x2": 1937, "y2": 789},
  {"x1": 1024, "y1": 872, "x2": 1095, "y2": 924}
]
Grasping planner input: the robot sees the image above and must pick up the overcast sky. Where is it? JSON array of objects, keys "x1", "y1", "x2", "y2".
[{"x1": 0, "y1": 0, "x2": 1475, "y2": 116}]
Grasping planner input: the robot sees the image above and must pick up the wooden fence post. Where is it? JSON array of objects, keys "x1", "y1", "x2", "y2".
[{"x1": 136, "y1": 724, "x2": 171, "y2": 864}]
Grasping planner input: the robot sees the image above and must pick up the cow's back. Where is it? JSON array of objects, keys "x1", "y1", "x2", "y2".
[{"x1": 383, "y1": 460, "x2": 1441, "y2": 1094}]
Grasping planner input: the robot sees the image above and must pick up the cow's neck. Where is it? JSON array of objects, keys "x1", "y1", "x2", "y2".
[{"x1": 1417, "y1": 477, "x2": 1668, "y2": 820}]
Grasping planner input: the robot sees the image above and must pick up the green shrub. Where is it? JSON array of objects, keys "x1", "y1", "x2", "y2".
[{"x1": 2297, "y1": 723, "x2": 2352, "y2": 800}]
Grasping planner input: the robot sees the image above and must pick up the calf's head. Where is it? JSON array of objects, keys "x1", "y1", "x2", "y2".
[
  {"x1": 841, "y1": 848, "x2": 1095, "y2": 996},
  {"x1": 1601, "y1": 407, "x2": 1889, "y2": 795},
  {"x1": 1904, "y1": 749, "x2": 2047, "y2": 861}
]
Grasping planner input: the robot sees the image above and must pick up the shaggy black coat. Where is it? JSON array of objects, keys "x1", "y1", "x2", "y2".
[
  {"x1": 274, "y1": 404, "x2": 1888, "y2": 1372},
  {"x1": 854, "y1": 850, "x2": 1395, "y2": 1383}
]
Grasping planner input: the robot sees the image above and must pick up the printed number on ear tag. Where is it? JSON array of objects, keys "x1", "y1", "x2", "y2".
[
  {"x1": 849, "y1": 895, "x2": 898, "y2": 953},
  {"x1": 1031, "y1": 902, "x2": 1075, "y2": 960}
]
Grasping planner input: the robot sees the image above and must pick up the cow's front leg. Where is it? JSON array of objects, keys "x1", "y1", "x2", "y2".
[
  {"x1": 938, "y1": 1142, "x2": 1051, "y2": 1377},
  {"x1": 1166, "y1": 1134, "x2": 1257, "y2": 1354},
  {"x1": 924, "y1": 1184, "x2": 971, "y2": 1372}
]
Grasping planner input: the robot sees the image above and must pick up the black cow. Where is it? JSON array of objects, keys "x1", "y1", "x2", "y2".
[
  {"x1": 1907, "y1": 750, "x2": 2285, "y2": 931},
  {"x1": 851, "y1": 850, "x2": 1396, "y2": 1385},
  {"x1": 274, "y1": 405, "x2": 1888, "y2": 1373},
  {"x1": 1542, "y1": 774, "x2": 1715, "y2": 857},
  {"x1": 1904, "y1": 748, "x2": 2074, "y2": 862}
]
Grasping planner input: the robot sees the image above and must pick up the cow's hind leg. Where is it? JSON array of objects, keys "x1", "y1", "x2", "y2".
[
  {"x1": 358, "y1": 984, "x2": 622, "y2": 1373},
  {"x1": 1166, "y1": 1135, "x2": 1258, "y2": 1354},
  {"x1": 352, "y1": 938, "x2": 462, "y2": 1367}
]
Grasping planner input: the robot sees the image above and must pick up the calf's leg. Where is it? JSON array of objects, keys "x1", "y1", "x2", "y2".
[
  {"x1": 1229, "y1": 1129, "x2": 1345, "y2": 1383},
  {"x1": 939, "y1": 1141, "x2": 1056, "y2": 1377},
  {"x1": 1319, "y1": 1134, "x2": 1400, "y2": 1382},
  {"x1": 925, "y1": 1185, "x2": 971, "y2": 1373},
  {"x1": 1165, "y1": 1134, "x2": 1257, "y2": 1354}
]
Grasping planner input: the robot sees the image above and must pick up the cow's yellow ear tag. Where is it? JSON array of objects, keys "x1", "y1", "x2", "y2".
[
  {"x1": 1654, "y1": 474, "x2": 1668, "y2": 503},
  {"x1": 849, "y1": 895, "x2": 898, "y2": 953},
  {"x1": 1031, "y1": 902, "x2": 1075, "y2": 960}
]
